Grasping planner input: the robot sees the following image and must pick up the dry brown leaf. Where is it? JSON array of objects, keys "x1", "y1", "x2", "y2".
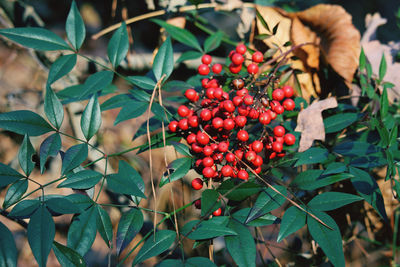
[{"x1": 295, "y1": 97, "x2": 338, "y2": 152}]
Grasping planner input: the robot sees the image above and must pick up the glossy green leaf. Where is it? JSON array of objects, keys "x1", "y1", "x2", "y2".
[
  {"x1": 277, "y1": 206, "x2": 306, "y2": 242},
  {"x1": 170, "y1": 142, "x2": 191, "y2": 156},
  {"x1": 116, "y1": 208, "x2": 143, "y2": 255},
  {"x1": 0, "y1": 110, "x2": 54, "y2": 136},
  {"x1": 160, "y1": 157, "x2": 192, "y2": 187},
  {"x1": 181, "y1": 219, "x2": 236, "y2": 240},
  {"x1": 295, "y1": 147, "x2": 328, "y2": 166},
  {"x1": 8, "y1": 199, "x2": 40, "y2": 218},
  {"x1": 58, "y1": 170, "x2": 102, "y2": 189},
  {"x1": 153, "y1": 36, "x2": 173, "y2": 81},
  {"x1": 81, "y1": 95, "x2": 101, "y2": 140},
  {"x1": 64, "y1": 194, "x2": 93, "y2": 211},
  {"x1": 39, "y1": 133, "x2": 61, "y2": 173},
  {"x1": 118, "y1": 160, "x2": 145, "y2": 200},
  {"x1": 380, "y1": 87, "x2": 388, "y2": 119},
  {"x1": 114, "y1": 101, "x2": 148, "y2": 125},
  {"x1": 379, "y1": 53, "x2": 387, "y2": 81},
  {"x1": 108, "y1": 22, "x2": 129, "y2": 67},
  {"x1": 0, "y1": 163, "x2": 24, "y2": 188},
  {"x1": 96, "y1": 206, "x2": 113, "y2": 248},
  {"x1": 246, "y1": 185, "x2": 286, "y2": 223},
  {"x1": 158, "y1": 257, "x2": 217, "y2": 267},
  {"x1": 152, "y1": 19, "x2": 202, "y2": 51},
  {"x1": 256, "y1": 10, "x2": 271, "y2": 32},
  {"x1": 100, "y1": 94, "x2": 131, "y2": 111},
  {"x1": 53, "y1": 241, "x2": 86, "y2": 267},
  {"x1": 133, "y1": 230, "x2": 176, "y2": 265},
  {"x1": 28, "y1": 205, "x2": 55, "y2": 267},
  {"x1": 201, "y1": 189, "x2": 221, "y2": 217},
  {"x1": 292, "y1": 170, "x2": 353, "y2": 190},
  {"x1": 359, "y1": 48, "x2": 366, "y2": 71},
  {"x1": 18, "y1": 134, "x2": 35, "y2": 176},
  {"x1": 61, "y1": 143, "x2": 88, "y2": 175},
  {"x1": 47, "y1": 54, "x2": 77, "y2": 85},
  {"x1": 66, "y1": 1, "x2": 85, "y2": 50},
  {"x1": 323, "y1": 162, "x2": 347, "y2": 175},
  {"x1": 79, "y1": 71, "x2": 114, "y2": 98},
  {"x1": 217, "y1": 180, "x2": 261, "y2": 201},
  {"x1": 127, "y1": 76, "x2": 156, "y2": 90},
  {"x1": 176, "y1": 50, "x2": 202, "y2": 63},
  {"x1": 333, "y1": 141, "x2": 380, "y2": 157},
  {"x1": 3, "y1": 179, "x2": 28, "y2": 208},
  {"x1": 349, "y1": 167, "x2": 387, "y2": 220},
  {"x1": 308, "y1": 211, "x2": 345, "y2": 267},
  {"x1": 204, "y1": 31, "x2": 223, "y2": 53},
  {"x1": 225, "y1": 220, "x2": 256, "y2": 267},
  {"x1": 324, "y1": 113, "x2": 359, "y2": 133},
  {"x1": 308, "y1": 192, "x2": 363, "y2": 211},
  {"x1": 0, "y1": 221, "x2": 17, "y2": 267},
  {"x1": 45, "y1": 197, "x2": 81, "y2": 215},
  {"x1": 67, "y1": 206, "x2": 97, "y2": 256},
  {"x1": 44, "y1": 86, "x2": 64, "y2": 129},
  {"x1": 0, "y1": 27, "x2": 71, "y2": 51},
  {"x1": 232, "y1": 208, "x2": 277, "y2": 227}
]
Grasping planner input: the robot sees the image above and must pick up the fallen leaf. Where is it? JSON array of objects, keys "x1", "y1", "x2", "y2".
[{"x1": 295, "y1": 97, "x2": 338, "y2": 152}]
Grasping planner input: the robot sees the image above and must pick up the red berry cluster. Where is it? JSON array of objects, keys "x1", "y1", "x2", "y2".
[{"x1": 168, "y1": 44, "x2": 296, "y2": 215}]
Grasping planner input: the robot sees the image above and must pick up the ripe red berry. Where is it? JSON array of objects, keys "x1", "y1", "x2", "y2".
[
  {"x1": 236, "y1": 44, "x2": 247, "y2": 55},
  {"x1": 221, "y1": 165, "x2": 233, "y2": 177},
  {"x1": 238, "y1": 105, "x2": 250, "y2": 116},
  {"x1": 235, "y1": 149, "x2": 244, "y2": 159},
  {"x1": 191, "y1": 143, "x2": 203, "y2": 153},
  {"x1": 168, "y1": 121, "x2": 178, "y2": 132},
  {"x1": 266, "y1": 109, "x2": 277, "y2": 120},
  {"x1": 218, "y1": 141, "x2": 229, "y2": 152},
  {"x1": 222, "y1": 100, "x2": 235, "y2": 113},
  {"x1": 274, "y1": 105, "x2": 285, "y2": 114},
  {"x1": 213, "y1": 87, "x2": 223, "y2": 100},
  {"x1": 252, "y1": 140, "x2": 263, "y2": 153},
  {"x1": 236, "y1": 88, "x2": 248, "y2": 97},
  {"x1": 273, "y1": 126, "x2": 286, "y2": 137},
  {"x1": 188, "y1": 116, "x2": 199, "y2": 128},
  {"x1": 284, "y1": 133, "x2": 296, "y2": 145},
  {"x1": 275, "y1": 136, "x2": 284, "y2": 144},
  {"x1": 225, "y1": 152, "x2": 235, "y2": 162},
  {"x1": 202, "y1": 54, "x2": 212, "y2": 65},
  {"x1": 248, "y1": 108, "x2": 259, "y2": 120},
  {"x1": 212, "y1": 63, "x2": 222, "y2": 74},
  {"x1": 178, "y1": 119, "x2": 189, "y2": 130},
  {"x1": 252, "y1": 51, "x2": 263, "y2": 63},
  {"x1": 237, "y1": 130, "x2": 249, "y2": 142},
  {"x1": 237, "y1": 169, "x2": 249, "y2": 180},
  {"x1": 252, "y1": 155, "x2": 263, "y2": 166},
  {"x1": 198, "y1": 64, "x2": 210, "y2": 75},
  {"x1": 259, "y1": 112, "x2": 271, "y2": 125},
  {"x1": 229, "y1": 63, "x2": 242, "y2": 74},
  {"x1": 212, "y1": 208, "x2": 222, "y2": 216},
  {"x1": 200, "y1": 109, "x2": 212, "y2": 121},
  {"x1": 247, "y1": 63, "x2": 259, "y2": 74},
  {"x1": 231, "y1": 53, "x2": 244, "y2": 65},
  {"x1": 272, "y1": 89, "x2": 285, "y2": 101},
  {"x1": 202, "y1": 157, "x2": 214, "y2": 167},
  {"x1": 211, "y1": 143, "x2": 218, "y2": 151},
  {"x1": 283, "y1": 98, "x2": 295, "y2": 111},
  {"x1": 205, "y1": 88, "x2": 215, "y2": 99},
  {"x1": 201, "y1": 78, "x2": 209, "y2": 88},
  {"x1": 233, "y1": 96, "x2": 243, "y2": 106},
  {"x1": 203, "y1": 145, "x2": 213, "y2": 156},
  {"x1": 196, "y1": 132, "x2": 209, "y2": 145},
  {"x1": 191, "y1": 178, "x2": 203, "y2": 190},
  {"x1": 243, "y1": 94, "x2": 254, "y2": 105},
  {"x1": 223, "y1": 118, "x2": 235, "y2": 131},
  {"x1": 282, "y1": 85, "x2": 294, "y2": 98},
  {"x1": 184, "y1": 89, "x2": 197, "y2": 102},
  {"x1": 212, "y1": 117, "x2": 224, "y2": 129},
  {"x1": 194, "y1": 199, "x2": 201, "y2": 209},
  {"x1": 245, "y1": 150, "x2": 257, "y2": 162},
  {"x1": 178, "y1": 105, "x2": 190, "y2": 117},
  {"x1": 235, "y1": 116, "x2": 247, "y2": 127},
  {"x1": 272, "y1": 141, "x2": 283, "y2": 153},
  {"x1": 202, "y1": 166, "x2": 215, "y2": 178},
  {"x1": 186, "y1": 133, "x2": 196, "y2": 144}
]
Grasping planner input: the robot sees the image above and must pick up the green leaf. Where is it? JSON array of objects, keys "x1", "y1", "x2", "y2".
[
  {"x1": 152, "y1": 19, "x2": 202, "y2": 51},
  {"x1": 66, "y1": 1, "x2": 85, "y2": 50},
  {"x1": 0, "y1": 221, "x2": 17, "y2": 267},
  {"x1": 0, "y1": 110, "x2": 54, "y2": 136},
  {"x1": 47, "y1": 54, "x2": 77, "y2": 85},
  {"x1": 246, "y1": 186, "x2": 286, "y2": 223},
  {"x1": 0, "y1": 27, "x2": 71, "y2": 51},
  {"x1": 324, "y1": 113, "x2": 359, "y2": 133},
  {"x1": 45, "y1": 86, "x2": 64, "y2": 129},
  {"x1": 45, "y1": 197, "x2": 81, "y2": 215},
  {"x1": 292, "y1": 170, "x2": 353, "y2": 190},
  {"x1": 225, "y1": 220, "x2": 256, "y2": 267},
  {"x1": 3, "y1": 179, "x2": 28, "y2": 208},
  {"x1": 114, "y1": 101, "x2": 148, "y2": 125},
  {"x1": 81, "y1": 95, "x2": 101, "y2": 140},
  {"x1": 8, "y1": 199, "x2": 40, "y2": 218},
  {"x1": 100, "y1": 94, "x2": 131, "y2": 111},
  {"x1": 379, "y1": 53, "x2": 387, "y2": 81},
  {"x1": 133, "y1": 230, "x2": 176, "y2": 265},
  {"x1": 380, "y1": 87, "x2": 389, "y2": 119},
  {"x1": 349, "y1": 167, "x2": 387, "y2": 220},
  {"x1": 18, "y1": 134, "x2": 35, "y2": 176},
  {"x1": 116, "y1": 208, "x2": 143, "y2": 255},
  {"x1": 333, "y1": 141, "x2": 380, "y2": 157},
  {"x1": 96, "y1": 206, "x2": 113, "y2": 248},
  {"x1": 201, "y1": 189, "x2": 221, "y2": 217},
  {"x1": 256, "y1": 10, "x2": 271, "y2": 32},
  {"x1": 359, "y1": 48, "x2": 366, "y2": 71},
  {"x1": 127, "y1": 76, "x2": 156, "y2": 90},
  {"x1": 217, "y1": 180, "x2": 261, "y2": 201},
  {"x1": 153, "y1": 36, "x2": 174, "y2": 81},
  {"x1": 204, "y1": 31, "x2": 223, "y2": 53},
  {"x1": 308, "y1": 192, "x2": 363, "y2": 211},
  {"x1": 308, "y1": 211, "x2": 345, "y2": 267},
  {"x1": 159, "y1": 257, "x2": 217, "y2": 267},
  {"x1": 28, "y1": 205, "x2": 55, "y2": 267},
  {"x1": 67, "y1": 206, "x2": 97, "y2": 256},
  {"x1": 58, "y1": 170, "x2": 102, "y2": 189},
  {"x1": 108, "y1": 22, "x2": 129, "y2": 67},
  {"x1": 61, "y1": 143, "x2": 88, "y2": 175},
  {"x1": 0, "y1": 163, "x2": 24, "y2": 188},
  {"x1": 39, "y1": 133, "x2": 61, "y2": 173},
  {"x1": 323, "y1": 162, "x2": 347, "y2": 175},
  {"x1": 277, "y1": 206, "x2": 306, "y2": 242},
  {"x1": 79, "y1": 71, "x2": 114, "y2": 98},
  {"x1": 232, "y1": 208, "x2": 277, "y2": 227},
  {"x1": 64, "y1": 194, "x2": 93, "y2": 211},
  {"x1": 295, "y1": 147, "x2": 328, "y2": 166},
  {"x1": 53, "y1": 241, "x2": 86, "y2": 267},
  {"x1": 118, "y1": 160, "x2": 145, "y2": 200},
  {"x1": 181, "y1": 219, "x2": 237, "y2": 240},
  {"x1": 176, "y1": 51, "x2": 202, "y2": 63},
  {"x1": 160, "y1": 157, "x2": 192, "y2": 187},
  {"x1": 170, "y1": 142, "x2": 191, "y2": 156}
]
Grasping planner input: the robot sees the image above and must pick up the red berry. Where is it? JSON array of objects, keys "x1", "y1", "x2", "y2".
[
  {"x1": 237, "y1": 130, "x2": 249, "y2": 142},
  {"x1": 196, "y1": 132, "x2": 209, "y2": 145},
  {"x1": 272, "y1": 141, "x2": 283, "y2": 153},
  {"x1": 202, "y1": 157, "x2": 214, "y2": 167},
  {"x1": 235, "y1": 116, "x2": 247, "y2": 127},
  {"x1": 248, "y1": 108, "x2": 259, "y2": 120},
  {"x1": 274, "y1": 105, "x2": 285, "y2": 114},
  {"x1": 218, "y1": 141, "x2": 229, "y2": 152},
  {"x1": 275, "y1": 136, "x2": 284, "y2": 143},
  {"x1": 212, "y1": 208, "x2": 222, "y2": 216},
  {"x1": 223, "y1": 118, "x2": 235, "y2": 131},
  {"x1": 168, "y1": 121, "x2": 178, "y2": 132},
  {"x1": 186, "y1": 133, "x2": 196, "y2": 144},
  {"x1": 267, "y1": 109, "x2": 277, "y2": 120},
  {"x1": 252, "y1": 140, "x2": 263, "y2": 153},
  {"x1": 191, "y1": 143, "x2": 203, "y2": 153},
  {"x1": 212, "y1": 117, "x2": 224, "y2": 129},
  {"x1": 269, "y1": 152, "x2": 277, "y2": 159},
  {"x1": 235, "y1": 149, "x2": 244, "y2": 160},
  {"x1": 252, "y1": 51, "x2": 263, "y2": 63},
  {"x1": 201, "y1": 78, "x2": 209, "y2": 88},
  {"x1": 236, "y1": 88, "x2": 248, "y2": 97},
  {"x1": 233, "y1": 96, "x2": 243, "y2": 106},
  {"x1": 238, "y1": 105, "x2": 250, "y2": 116},
  {"x1": 200, "y1": 109, "x2": 212, "y2": 121},
  {"x1": 259, "y1": 112, "x2": 271, "y2": 125},
  {"x1": 198, "y1": 64, "x2": 210, "y2": 75},
  {"x1": 188, "y1": 115, "x2": 199, "y2": 128},
  {"x1": 194, "y1": 199, "x2": 201, "y2": 209},
  {"x1": 213, "y1": 87, "x2": 223, "y2": 100},
  {"x1": 202, "y1": 54, "x2": 212, "y2": 65},
  {"x1": 184, "y1": 89, "x2": 197, "y2": 102},
  {"x1": 221, "y1": 165, "x2": 233, "y2": 177},
  {"x1": 212, "y1": 63, "x2": 222, "y2": 74},
  {"x1": 210, "y1": 143, "x2": 218, "y2": 151},
  {"x1": 237, "y1": 170, "x2": 249, "y2": 180},
  {"x1": 247, "y1": 63, "x2": 259, "y2": 74},
  {"x1": 226, "y1": 153, "x2": 235, "y2": 162},
  {"x1": 283, "y1": 98, "x2": 295, "y2": 111},
  {"x1": 178, "y1": 105, "x2": 190, "y2": 117},
  {"x1": 206, "y1": 88, "x2": 215, "y2": 99},
  {"x1": 202, "y1": 167, "x2": 215, "y2": 178},
  {"x1": 229, "y1": 63, "x2": 242, "y2": 74},
  {"x1": 273, "y1": 126, "x2": 286, "y2": 137},
  {"x1": 213, "y1": 153, "x2": 223, "y2": 163},
  {"x1": 231, "y1": 53, "x2": 244, "y2": 65},
  {"x1": 272, "y1": 89, "x2": 285, "y2": 101},
  {"x1": 203, "y1": 145, "x2": 213, "y2": 156},
  {"x1": 222, "y1": 92, "x2": 229, "y2": 100},
  {"x1": 178, "y1": 119, "x2": 189, "y2": 130},
  {"x1": 191, "y1": 178, "x2": 203, "y2": 190},
  {"x1": 252, "y1": 155, "x2": 263, "y2": 166},
  {"x1": 245, "y1": 150, "x2": 257, "y2": 162},
  {"x1": 282, "y1": 85, "x2": 294, "y2": 98},
  {"x1": 222, "y1": 100, "x2": 235, "y2": 113},
  {"x1": 284, "y1": 133, "x2": 296, "y2": 145},
  {"x1": 243, "y1": 94, "x2": 254, "y2": 105},
  {"x1": 236, "y1": 44, "x2": 247, "y2": 55}
]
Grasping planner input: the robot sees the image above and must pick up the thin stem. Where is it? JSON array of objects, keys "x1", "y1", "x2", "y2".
[
  {"x1": 99, "y1": 203, "x2": 169, "y2": 215},
  {"x1": 95, "y1": 156, "x2": 108, "y2": 202}
]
